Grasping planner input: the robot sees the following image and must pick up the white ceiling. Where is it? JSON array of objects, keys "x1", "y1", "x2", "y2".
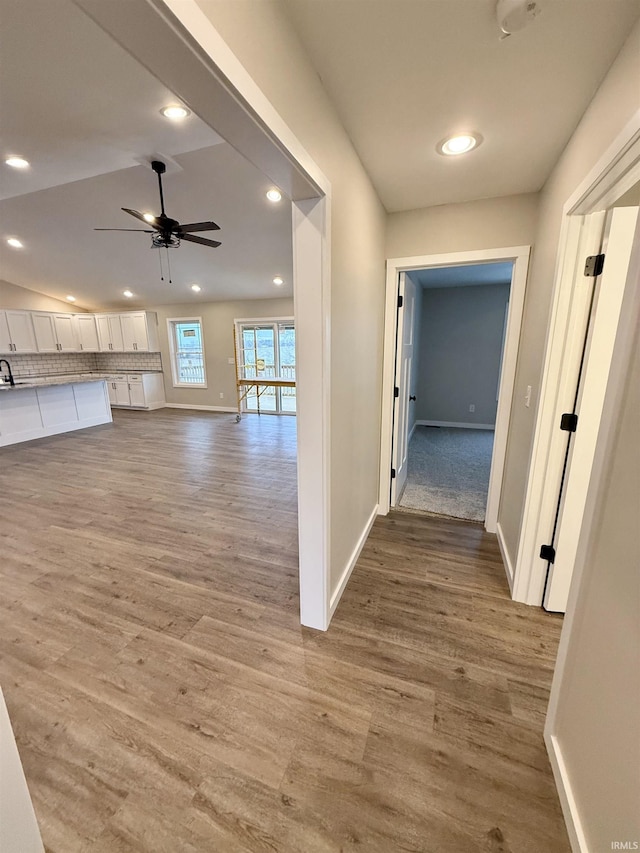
[
  {"x1": 0, "y1": 0, "x2": 293, "y2": 310},
  {"x1": 411, "y1": 262, "x2": 513, "y2": 289},
  {"x1": 283, "y1": 0, "x2": 640, "y2": 212}
]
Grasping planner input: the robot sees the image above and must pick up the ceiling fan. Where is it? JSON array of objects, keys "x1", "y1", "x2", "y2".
[{"x1": 95, "y1": 160, "x2": 221, "y2": 249}]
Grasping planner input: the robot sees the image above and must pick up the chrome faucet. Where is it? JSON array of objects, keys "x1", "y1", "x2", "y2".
[{"x1": 0, "y1": 359, "x2": 15, "y2": 386}]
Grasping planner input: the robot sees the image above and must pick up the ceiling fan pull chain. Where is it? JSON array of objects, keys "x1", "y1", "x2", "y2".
[
  {"x1": 166, "y1": 247, "x2": 173, "y2": 284},
  {"x1": 158, "y1": 248, "x2": 164, "y2": 282}
]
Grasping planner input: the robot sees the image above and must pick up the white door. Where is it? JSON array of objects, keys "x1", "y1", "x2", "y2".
[
  {"x1": 53, "y1": 315, "x2": 77, "y2": 351},
  {"x1": 545, "y1": 206, "x2": 639, "y2": 611},
  {"x1": 31, "y1": 313, "x2": 58, "y2": 352},
  {"x1": 5, "y1": 310, "x2": 37, "y2": 353},
  {"x1": 391, "y1": 272, "x2": 416, "y2": 505},
  {"x1": 76, "y1": 315, "x2": 99, "y2": 352}
]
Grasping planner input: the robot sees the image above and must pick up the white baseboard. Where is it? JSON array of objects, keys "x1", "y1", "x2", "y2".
[
  {"x1": 164, "y1": 403, "x2": 238, "y2": 413},
  {"x1": 545, "y1": 733, "x2": 588, "y2": 853},
  {"x1": 329, "y1": 503, "x2": 379, "y2": 620},
  {"x1": 496, "y1": 522, "x2": 514, "y2": 593},
  {"x1": 408, "y1": 420, "x2": 418, "y2": 442},
  {"x1": 416, "y1": 420, "x2": 495, "y2": 430}
]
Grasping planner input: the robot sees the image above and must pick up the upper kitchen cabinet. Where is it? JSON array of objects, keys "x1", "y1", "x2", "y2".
[
  {"x1": 75, "y1": 314, "x2": 100, "y2": 352},
  {"x1": 32, "y1": 312, "x2": 79, "y2": 352},
  {"x1": 120, "y1": 311, "x2": 159, "y2": 352},
  {"x1": 96, "y1": 314, "x2": 124, "y2": 352},
  {"x1": 0, "y1": 310, "x2": 38, "y2": 353}
]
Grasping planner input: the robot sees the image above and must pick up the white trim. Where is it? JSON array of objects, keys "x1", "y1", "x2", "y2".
[
  {"x1": 545, "y1": 735, "x2": 589, "y2": 853},
  {"x1": 514, "y1": 111, "x2": 640, "y2": 607},
  {"x1": 380, "y1": 246, "x2": 530, "y2": 538},
  {"x1": 163, "y1": 403, "x2": 237, "y2": 413},
  {"x1": 329, "y1": 503, "x2": 378, "y2": 618},
  {"x1": 495, "y1": 522, "x2": 514, "y2": 593},
  {"x1": 166, "y1": 317, "x2": 207, "y2": 389},
  {"x1": 415, "y1": 420, "x2": 495, "y2": 430},
  {"x1": 408, "y1": 420, "x2": 418, "y2": 442}
]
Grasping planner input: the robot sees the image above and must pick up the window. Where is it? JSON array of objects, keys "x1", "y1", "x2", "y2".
[
  {"x1": 235, "y1": 318, "x2": 296, "y2": 414},
  {"x1": 167, "y1": 318, "x2": 207, "y2": 387}
]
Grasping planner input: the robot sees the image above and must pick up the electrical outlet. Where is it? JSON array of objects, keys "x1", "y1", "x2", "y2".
[
  {"x1": 469, "y1": 404, "x2": 475, "y2": 413},
  {"x1": 219, "y1": 392, "x2": 224, "y2": 399}
]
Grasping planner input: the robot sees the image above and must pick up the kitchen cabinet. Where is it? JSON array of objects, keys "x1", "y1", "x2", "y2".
[
  {"x1": 105, "y1": 373, "x2": 165, "y2": 410},
  {"x1": 120, "y1": 311, "x2": 159, "y2": 352},
  {"x1": 32, "y1": 312, "x2": 79, "y2": 352},
  {"x1": 0, "y1": 310, "x2": 37, "y2": 353},
  {"x1": 75, "y1": 314, "x2": 100, "y2": 352},
  {"x1": 96, "y1": 314, "x2": 124, "y2": 352}
]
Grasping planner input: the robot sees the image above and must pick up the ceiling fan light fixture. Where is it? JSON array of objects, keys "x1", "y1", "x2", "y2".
[
  {"x1": 5, "y1": 156, "x2": 30, "y2": 169},
  {"x1": 66, "y1": 295, "x2": 76, "y2": 302},
  {"x1": 123, "y1": 290, "x2": 134, "y2": 298},
  {"x1": 191, "y1": 284, "x2": 201, "y2": 292},
  {"x1": 143, "y1": 212, "x2": 156, "y2": 223},
  {"x1": 437, "y1": 133, "x2": 482, "y2": 156},
  {"x1": 161, "y1": 104, "x2": 190, "y2": 120},
  {"x1": 266, "y1": 189, "x2": 282, "y2": 203},
  {"x1": 7, "y1": 237, "x2": 23, "y2": 248},
  {"x1": 273, "y1": 276, "x2": 284, "y2": 286}
]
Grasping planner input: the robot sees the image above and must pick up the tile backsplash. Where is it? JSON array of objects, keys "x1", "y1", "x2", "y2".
[
  {"x1": 95, "y1": 352, "x2": 163, "y2": 372},
  {"x1": 6, "y1": 351, "x2": 163, "y2": 379}
]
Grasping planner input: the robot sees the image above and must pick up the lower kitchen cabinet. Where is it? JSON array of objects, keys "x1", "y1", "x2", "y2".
[{"x1": 106, "y1": 373, "x2": 165, "y2": 410}]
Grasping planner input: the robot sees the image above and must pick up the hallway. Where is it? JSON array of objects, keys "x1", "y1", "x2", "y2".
[{"x1": 0, "y1": 410, "x2": 569, "y2": 851}]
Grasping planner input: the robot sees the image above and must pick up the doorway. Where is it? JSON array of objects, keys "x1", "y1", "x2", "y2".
[
  {"x1": 393, "y1": 263, "x2": 513, "y2": 523},
  {"x1": 380, "y1": 246, "x2": 530, "y2": 536}
]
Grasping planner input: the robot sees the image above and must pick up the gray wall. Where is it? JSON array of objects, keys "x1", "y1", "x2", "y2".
[
  {"x1": 414, "y1": 283, "x2": 509, "y2": 426},
  {"x1": 0, "y1": 279, "x2": 87, "y2": 313}
]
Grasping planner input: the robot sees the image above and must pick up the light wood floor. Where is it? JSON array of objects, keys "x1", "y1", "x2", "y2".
[{"x1": 0, "y1": 409, "x2": 570, "y2": 853}]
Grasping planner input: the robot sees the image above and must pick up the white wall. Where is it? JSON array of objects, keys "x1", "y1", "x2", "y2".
[
  {"x1": 0, "y1": 279, "x2": 87, "y2": 313},
  {"x1": 499, "y1": 22, "x2": 640, "y2": 563},
  {"x1": 146, "y1": 297, "x2": 293, "y2": 408},
  {"x1": 415, "y1": 283, "x2": 509, "y2": 426},
  {"x1": 194, "y1": 0, "x2": 387, "y2": 595},
  {"x1": 551, "y1": 321, "x2": 640, "y2": 851}
]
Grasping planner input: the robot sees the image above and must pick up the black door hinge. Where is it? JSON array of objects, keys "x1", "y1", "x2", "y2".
[
  {"x1": 584, "y1": 254, "x2": 605, "y2": 277},
  {"x1": 560, "y1": 412, "x2": 578, "y2": 432},
  {"x1": 394, "y1": 386, "x2": 399, "y2": 398},
  {"x1": 540, "y1": 544, "x2": 556, "y2": 563},
  {"x1": 397, "y1": 294, "x2": 403, "y2": 308},
  {"x1": 391, "y1": 468, "x2": 396, "y2": 479}
]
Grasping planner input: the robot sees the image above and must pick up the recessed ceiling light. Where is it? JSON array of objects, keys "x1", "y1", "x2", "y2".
[
  {"x1": 123, "y1": 290, "x2": 134, "y2": 298},
  {"x1": 266, "y1": 189, "x2": 282, "y2": 203},
  {"x1": 5, "y1": 156, "x2": 30, "y2": 169},
  {"x1": 437, "y1": 133, "x2": 482, "y2": 156},
  {"x1": 191, "y1": 284, "x2": 201, "y2": 292},
  {"x1": 273, "y1": 276, "x2": 284, "y2": 286},
  {"x1": 66, "y1": 295, "x2": 76, "y2": 302},
  {"x1": 161, "y1": 104, "x2": 190, "y2": 120},
  {"x1": 7, "y1": 237, "x2": 23, "y2": 248},
  {"x1": 143, "y1": 212, "x2": 156, "y2": 223}
]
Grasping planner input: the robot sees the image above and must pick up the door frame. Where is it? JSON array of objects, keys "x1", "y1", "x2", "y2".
[
  {"x1": 513, "y1": 111, "x2": 640, "y2": 606},
  {"x1": 75, "y1": 0, "x2": 333, "y2": 630},
  {"x1": 379, "y1": 246, "x2": 530, "y2": 533}
]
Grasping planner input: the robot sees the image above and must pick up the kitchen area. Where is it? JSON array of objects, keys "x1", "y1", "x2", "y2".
[{"x1": 0, "y1": 307, "x2": 165, "y2": 447}]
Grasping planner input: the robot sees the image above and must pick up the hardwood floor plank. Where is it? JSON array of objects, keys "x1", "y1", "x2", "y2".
[{"x1": 0, "y1": 409, "x2": 570, "y2": 851}]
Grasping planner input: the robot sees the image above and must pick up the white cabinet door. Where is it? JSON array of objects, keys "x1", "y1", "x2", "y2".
[
  {"x1": 53, "y1": 314, "x2": 78, "y2": 351},
  {"x1": 120, "y1": 313, "x2": 149, "y2": 351},
  {"x1": 96, "y1": 315, "x2": 111, "y2": 351},
  {"x1": 0, "y1": 313, "x2": 12, "y2": 353},
  {"x1": 4, "y1": 310, "x2": 37, "y2": 353},
  {"x1": 128, "y1": 381, "x2": 146, "y2": 407},
  {"x1": 109, "y1": 316, "x2": 124, "y2": 352},
  {"x1": 114, "y1": 381, "x2": 130, "y2": 406},
  {"x1": 76, "y1": 315, "x2": 100, "y2": 352},
  {"x1": 107, "y1": 381, "x2": 118, "y2": 405},
  {"x1": 32, "y1": 313, "x2": 58, "y2": 353}
]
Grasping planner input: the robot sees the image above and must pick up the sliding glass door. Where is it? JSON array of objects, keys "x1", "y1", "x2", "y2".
[{"x1": 237, "y1": 320, "x2": 296, "y2": 414}]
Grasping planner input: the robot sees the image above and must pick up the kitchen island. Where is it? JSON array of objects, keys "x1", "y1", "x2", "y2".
[{"x1": 0, "y1": 375, "x2": 112, "y2": 447}]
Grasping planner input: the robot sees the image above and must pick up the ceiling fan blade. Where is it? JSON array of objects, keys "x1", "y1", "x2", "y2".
[
  {"x1": 178, "y1": 220, "x2": 221, "y2": 233},
  {"x1": 122, "y1": 208, "x2": 161, "y2": 230},
  {"x1": 181, "y1": 233, "x2": 222, "y2": 248},
  {"x1": 94, "y1": 228, "x2": 154, "y2": 232}
]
